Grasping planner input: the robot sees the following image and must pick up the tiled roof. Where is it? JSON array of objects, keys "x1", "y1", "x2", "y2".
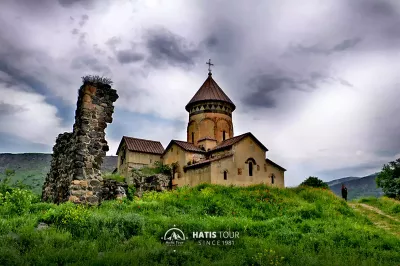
[
  {"x1": 117, "y1": 136, "x2": 164, "y2": 155},
  {"x1": 184, "y1": 154, "x2": 234, "y2": 170},
  {"x1": 198, "y1": 136, "x2": 217, "y2": 142},
  {"x1": 210, "y1": 132, "x2": 268, "y2": 152},
  {"x1": 185, "y1": 73, "x2": 236, "y2": 111},
  {"x1": 265, "y1": 158, "x2": 286, "y2": 171},
  {"x1": 163, "y1": 140, "x2": 206, "y2": 155}
]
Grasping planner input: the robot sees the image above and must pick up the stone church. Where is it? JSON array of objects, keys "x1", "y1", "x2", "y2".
[{"x1": 116, "y1": 67, "x2": 286, "y2": 188}]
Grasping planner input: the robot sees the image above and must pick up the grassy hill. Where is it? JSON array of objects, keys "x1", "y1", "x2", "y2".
[
  {"x1": 0, "y1": 153, "x2": 117, "y2": 194},
  {"x1": 329, "y1": 173, "x2": 383, "y2": 200},
  {"x1": 0, "y1": 184, "x2": 399, "y2": 265},
  {"x1": 326, "y1": 176, "x2": 360, "y2": 186}
]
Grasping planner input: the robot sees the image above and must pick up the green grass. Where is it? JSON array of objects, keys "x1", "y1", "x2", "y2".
[
  {"x1": 103, "y1": 173, "x2": 125, "y2": 183},
  {"x1": 356, "y1": 197, "x2": 400, "y2": 220},
  {"x1": 0, "y1": 184, "x2": 399, "y2": 265}
]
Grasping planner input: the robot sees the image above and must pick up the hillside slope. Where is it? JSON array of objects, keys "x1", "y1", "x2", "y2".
[
  {"x1": 0, "y1": 184, "x2": 399, "y2": 265},
  {"x1": 0, "y1": 153, "x2": 117, "y2": 194},
  {"x1": 326, "y1": 176, "x2": 359, "y2": 186},
  {"x1": 329, "y1": 173, "x2": 383, "y2": 200}
]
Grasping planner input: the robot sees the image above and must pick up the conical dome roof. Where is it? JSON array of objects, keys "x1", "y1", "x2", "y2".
[{"x1": 185, "y1": 73, "x2": 236, "y2": 111}]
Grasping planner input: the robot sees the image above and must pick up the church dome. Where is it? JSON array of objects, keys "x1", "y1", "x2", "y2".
[{"x1": 185, "y1": 73, "x2": 236, "y2": 112}]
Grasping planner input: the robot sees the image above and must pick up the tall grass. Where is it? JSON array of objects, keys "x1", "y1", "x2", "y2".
[
  {"x1": 0, "y1": 184, "x2": 399, "y2": 265},
  {"x1": 357, "y1": 196, "x2": 400, "y2": 219}
]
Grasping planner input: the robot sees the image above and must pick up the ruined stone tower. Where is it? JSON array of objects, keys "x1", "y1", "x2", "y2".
[{"x1": 42, "y1": 76, "x2": 118, "y2": 204}]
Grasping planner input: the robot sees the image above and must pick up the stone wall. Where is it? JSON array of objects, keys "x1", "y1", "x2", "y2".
[{"x1": 42, "y1": 78, "x2": 118, "y2": 204}]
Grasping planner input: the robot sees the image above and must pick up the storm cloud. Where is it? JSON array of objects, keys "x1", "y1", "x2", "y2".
[{"x1": 0, "y1": 0, "x2": 399, "y2": 186}]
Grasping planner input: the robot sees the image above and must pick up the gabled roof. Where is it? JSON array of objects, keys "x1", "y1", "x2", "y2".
[
  {"x1": 116, "y1": 136, "x2": 164, "y2": 155},
  {"x1": 163, "y1": 140, "x2": 206, "y2": 155},
  {"x1": 185, "y1": 73, "x2": 236, "y2": 111},
  {"x1": 184, "y1": 153, "x2": 233, "y2": 170},
  {"x1": 210, "y1": 132, "x2": 268, "y2": 152},
  {"x1": 265, "y1": 158, "x2": 286, "y2": 171}
]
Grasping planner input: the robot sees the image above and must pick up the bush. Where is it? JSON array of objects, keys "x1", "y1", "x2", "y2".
[
  {"x1": 103, "y1": 173, "x2": 125, "y2": 183},
  {"x1": 0, "y1": 188, "x2": 36, "y2": 215},
  {"x1": 300, "y1": 176, "x2": 329, "y2": 189},
  {"x1": 376, "y1": 158, "x2": 400, "y2": 199},
  {"x1": 126, "y1": 184, "x2": 136, "y2": 201}
]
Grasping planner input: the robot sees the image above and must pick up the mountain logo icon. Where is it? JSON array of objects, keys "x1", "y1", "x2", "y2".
[{"x1": 161, "y1": 226, "x2": 186, "y2": 246}]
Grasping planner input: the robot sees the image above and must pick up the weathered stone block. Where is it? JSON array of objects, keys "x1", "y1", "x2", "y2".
[{"x1": 69, "y1": 196, "x2": 80, "y2": 203}]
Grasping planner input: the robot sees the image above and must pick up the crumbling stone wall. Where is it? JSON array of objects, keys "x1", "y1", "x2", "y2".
[
  {"x1": 132, "y1": 172, "x2": 171, "y2": 197},
  {"x1": 42, "y1": 78, "x2": 118, "y2": 204}
]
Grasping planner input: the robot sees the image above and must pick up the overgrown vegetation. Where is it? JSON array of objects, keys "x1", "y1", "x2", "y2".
[
  {"x1": 103, "y1": 173, "x2": 125, "y2": 183},
  {"x1": 300, "y1": 176, "x2": 329, "y2": 189},
  {"x1": 0, "y1": 184, "x2": 399, "y2": 265},
  {"x1": 132, "y1": 161, "x2": 172, "y2": 177},
  {"x1": 376, "y1": 158, "x2": 400, "y2": 200},
  {"x1": 82, "y1": 75, "x2": 113, "y2": 85},
  {"x1": 357, "y1": 196, "x2": 400, "y2": 220}
]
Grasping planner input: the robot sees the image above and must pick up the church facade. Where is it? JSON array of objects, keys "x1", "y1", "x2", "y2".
[{"x1": 116, "y1": 70, "x2": 286, "y2": 187}]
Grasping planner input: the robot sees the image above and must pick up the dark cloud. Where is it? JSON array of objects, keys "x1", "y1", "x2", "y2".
[
  {"x1": 349, "y1": 0, "x2": 397, "y2": 18},
  {"x1": 70, "y1": 56, "x2": 110, "y2": 74},
  {"x1": 58, "y1": 0, "x2": 95, "y2": 8},
  {"x1": 242, "y1": 71, "x2": 331, "y2": 108},
  {"x1": 78, "y1": 14, "x2": 89, "y2": 27},
  {"x1": 105, "y1": 36, "x2": 121, "y2": 51},
  {"x1": 316, "y1": 162, "x2": 383, "y2": 180},
  {"x1": 93, "y1": 44, "x2": 106, "y2": 55},
  {"x1": 0, "y1": 102, "x2": 27, "y2": 115},
  {"x1": 145, "y1": 28, "x2": 201, "y2": 68},
  {"x1": 116, "y1": 50, "x2": 144, "y2": 64},
  {"x1": 78, "y1": 32, "x2": 87, "y2": 46},
  {"x1": 200, "y1": 19, "x2": 243, "y2": 66},
  {"x1": 290, "y1": 37, "x2": 362, "y2": 56}
]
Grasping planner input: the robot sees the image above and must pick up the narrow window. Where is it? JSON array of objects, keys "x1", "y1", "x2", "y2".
[
  {"x1": 264, "y1": 164, "x2": 267, "y2": 172},
  {"x1": 150, "y1": 159, "x2": 152, "y2": 164},
  {"x1": 249, "y1": 162, "x2": 253, "y2": 176},
  {"x1": 271, "y1": 174, "x2": 275, "y2": 184},
  {"x1": 238, "y1": 168, "x2": 242, "y2": 175},
  {"x1": 257, "y1": 165, "x2": 260, "y2": 171},
  {"x1": 223, "y1": 171, "x2": 228, "y2": 180},
  {"x1": 223, "y1": 130, "x2": 226, "y2": 141},
  {"x1": 192, "y1": 132, "x2": 195, "y2": 143}
]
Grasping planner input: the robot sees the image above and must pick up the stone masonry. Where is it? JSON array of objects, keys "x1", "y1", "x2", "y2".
[{"x1": 42, "y1": 77, "x2": 118, "y2": 204}]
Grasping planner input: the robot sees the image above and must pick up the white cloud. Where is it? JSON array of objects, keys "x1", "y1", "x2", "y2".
[
  {"x1": 0, "y1": 0, "x2": 399, "y2": 187},
  {"x1": 0, "y1": 81, "x2": 68, "y2": 145}
]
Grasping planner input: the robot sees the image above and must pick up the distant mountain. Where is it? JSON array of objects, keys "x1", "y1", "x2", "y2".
[
  {"x1": 326, "y1": 176, "x2": 360, "y2": 186},
  {"x1": 328, "y1": 173, "x2": 383, "y2": 200},
  {"x1": 0, "y1": 153, "x2": 117, "y2": 194}
]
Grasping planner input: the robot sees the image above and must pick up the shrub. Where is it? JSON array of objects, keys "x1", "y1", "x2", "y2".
[
  {"x1": 103, "y1": 173, "x2": 125, "y2": 183},
  {"x1": 0, "y1": 188, "x2": 36, "y2": 215},
  {"x1": 300, "y1": 176, "x2": 329, "y2": 189},
  {"x1": 376, "y1": 158, "x2": 400, "y2": 199},
  {"x1": 126, "y1": 184, "x2": 136, "y2": 201}
]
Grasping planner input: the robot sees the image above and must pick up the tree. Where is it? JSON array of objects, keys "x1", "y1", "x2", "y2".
[
  {"x1": 376, "y1": 158, "x2": 400, "y2": 199},
  {"x1": 300, "y1": 176, "x2": 329, "y2": 189}
]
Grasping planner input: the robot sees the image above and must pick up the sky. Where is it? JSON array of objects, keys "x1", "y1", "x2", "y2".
[{"x1": 0, "y1": 0, "x2": 399, "y2": 186}]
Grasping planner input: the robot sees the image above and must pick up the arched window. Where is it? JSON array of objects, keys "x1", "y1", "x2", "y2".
[
  {"x1": 249, "y1": 162, "x2": 253, "y2": 176},
  {"x1": 192, "y1": 132, "x2": 195, "y2": 143},
  {"x1": 245, "y1": 158, "x2": 256, "y2": 176},
  {"x1": 271, "y1": 174, "x2": 275, "y2": 184},
  {"x1": 223, "y1": 170, "x2": 228, "y2": 180},
  {"x1": 223, "y1": 130, "x2": 226, "y2": 141}
]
